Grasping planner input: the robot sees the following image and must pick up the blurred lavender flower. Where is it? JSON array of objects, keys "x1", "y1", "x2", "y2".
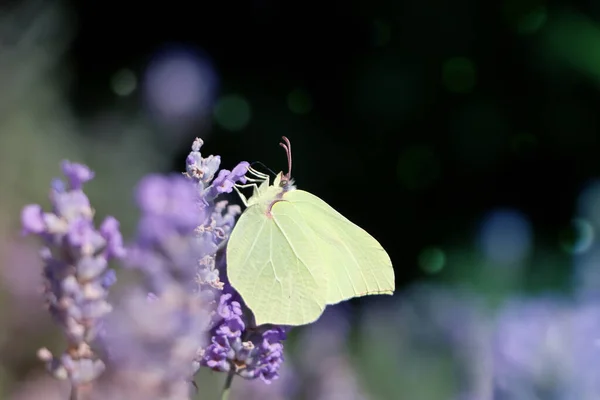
[
  {"x1": 295, "y1": 307, "x2": 367, "y2": 400},
  {"x1": 492, "y1": 296, "x2": 568, "y2": 397},
  {"x1": 20, "y1": 138, "x2": 288, "y2": 399},
  {"x1": 126, "y1": 173, "x2": 207, "y2": 293},
  {"x1": 566, "y1": 300, "x2": 600, "y2": 399},
  {"x1": 492, "y1": 296, "x2": 600, "y2": 400},
  {"x1": 20, "y1": 161, "x2": 125, "y2": 387},
  {"x1": 98, "y1": 172, "x2": 213, "y2": 399},
  {"x1": 98, "y1": 284, "x2": 210, "y2": 400}
]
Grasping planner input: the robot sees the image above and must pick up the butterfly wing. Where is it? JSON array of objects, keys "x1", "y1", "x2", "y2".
[
  {"x1": 226, "y1": 202, "x2": 327, "y2": 326},
  {"x1": 283, "y1": 189, "x2": 395, "y2": 305}
]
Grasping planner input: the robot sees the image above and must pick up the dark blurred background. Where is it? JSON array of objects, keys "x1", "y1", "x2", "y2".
[
  {"x1": 67, "y1": 0, "x2": 598, "y2": 291},
  {"x1": 3, "y1": 0, "x2": 600, "y2": 398}
]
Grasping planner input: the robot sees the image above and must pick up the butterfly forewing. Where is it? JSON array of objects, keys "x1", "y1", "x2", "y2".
[
  {"x1": 283, "y1": 190, "x2": 395, "y2": 305},
  {"x1": 226, "y1": 202, "x2": 327, "y2": 326}
]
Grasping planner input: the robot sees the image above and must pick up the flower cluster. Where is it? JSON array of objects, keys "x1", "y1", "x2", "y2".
[
  {"x1": 201, "y1": 293, "x2": 286, "y2": 383},
  {"x1": 21, "y1": 138, "x2": 288, "y2": 399},
  {"x1": 20, "y1": 161, "x2": 125, "y2": 386},
  {"x1": 183, "y1": 138, "x2": 287, "y2": 383}
]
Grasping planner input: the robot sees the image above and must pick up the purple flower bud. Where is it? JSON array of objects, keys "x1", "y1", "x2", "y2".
[
  {"x1": 21, "y1": 204, "x2": 45, "y2": 234},
  {"x1": 211, "y1": 169, "x2": 235, "y2": 194},
  {"x1": 206, "y1": 161, "x2": 250, "y2": 198},
  {"x1": 230, "y1": 161, "x2": 250, "y2": 184},
  {"x1": 185, "y1": 137, "x2": 222, "y2": 186},
  {"x1": 99, "y1": 217, "x2": 126, "y2": 259},
  {"x1": 61, "y1": 160, "x2": 95, "y2": 190}
]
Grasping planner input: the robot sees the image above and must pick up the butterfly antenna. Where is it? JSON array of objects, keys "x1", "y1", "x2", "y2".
[{"x1": 279, "y1": 136, "x2": 292, "y2": 179}]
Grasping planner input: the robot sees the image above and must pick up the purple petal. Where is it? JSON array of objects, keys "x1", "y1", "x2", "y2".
[
  {"x1": 61, "y1": 160, "x2": 95, "y2": 190},
  {"x1": 21, "y1": 204, "x2": 45, "y2": 234}
]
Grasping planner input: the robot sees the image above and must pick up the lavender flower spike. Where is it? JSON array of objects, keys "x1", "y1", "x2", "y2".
[
  {"x1": 21, "y1": 161, "x2": 125, "y2": 388},
  {"x1": 101, "y1": 174, "x2": 213, "y2": 399},
  {"x1": 181, "y1": 138, "x2": 287, "y2": 386}
]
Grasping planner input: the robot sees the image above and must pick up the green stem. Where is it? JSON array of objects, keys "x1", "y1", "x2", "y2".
[{"x1": 220, "y1": 369, "x2": 235, "y2": 400}]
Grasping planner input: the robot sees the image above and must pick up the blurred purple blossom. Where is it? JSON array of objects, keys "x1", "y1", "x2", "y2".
[
  {"x1": 126, "y1": 173, "x2": 207, "y2": 293},
  {"x1": 143, "y1": 46, "x2": 218, "y2": 123},
  {"x1": 19, "y1": 138, "x2": 291, "y2": 399},
  {"x1": 296, "y1": 307, "x2": 367, "y2": 400},
  {"x1": 492, "y1": 296, "x2": 600, "y2": 399},
  {"x1": 100, "y1": 171, "x2": 213, "y2": 398},
  {"x1": 20, "y1": 161, "x2": 125, "y2": 386},
  {"x1": 114, "y1": 138, "x2": 285, "y2": 392},
  {"x1": 99, "y1": 284, "x2": 210, "y2": 400}
]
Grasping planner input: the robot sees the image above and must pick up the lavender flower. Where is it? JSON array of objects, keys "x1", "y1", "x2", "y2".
[
  {"x1": 127, "y1": 173, "x2": 207, "y2": 292},
  {"x1": 98, "y1": 284, "x2": 210, "y2": 400},
  {"x1": 20, "y1": 161, "x2": 125, "y2": 388},
  {"x1": 99, "y1": 173, "x2": 213, "y2": 399},
  {"x1": 20, "y1": 138, "x2": 289, "y2": 399},
  {"x1": 200, "y1": 293, "x2": 287, "y2": 383},
  {"x1": 181, "y1": 138, "x2": 287, "y2": 385}
]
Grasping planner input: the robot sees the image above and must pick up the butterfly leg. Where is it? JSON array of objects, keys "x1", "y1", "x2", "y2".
[
  {"x1": 247, "y1": 166, "x2": 271, "y2": 180},
  {"x1": 233, "y1": 182, "x2": 261, "y2": 206},
  {"x1": 244, "y1": 176, "x2": 267, "y2": 183}
]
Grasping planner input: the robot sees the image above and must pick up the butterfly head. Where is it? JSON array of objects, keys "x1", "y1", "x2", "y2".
[{"x1": 274, "y1": 171, "x2": 296, "y2": 192}]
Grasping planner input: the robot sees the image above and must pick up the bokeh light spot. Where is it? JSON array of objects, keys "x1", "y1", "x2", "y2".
[
  {"x1": 287, "y1": 88, "x2": 313, "y2": 115},
  {"x1": 517, "y1": 7, "x2": 548, "y2": 34},
  {"x1": 213, "y1": 94, "x2": 252, "y2": 132},
  {"x1": 560, "y1": 218, "x2": 594, "y2": 254},
  {"x1": 396, "y1": 145, "x2": 440, "y2": 191},
  {"x1": 478, "y1": 209, "x2": 533, "y2": 266},
  {"x1": 504, "y1": 0, "x2": 548, "y2": 35},
  {"x1": 373, "y1": 20, "x2": 391, "y2": 47},
  {"x1": 578, "y1": 180, "x2": 600, "y2": 229},
  {"x1": 442, "y1": 57, "x2": 476, "y2": 94},
  {"x1": 418, "y1": 247, "x2": 446, "y2": 274},
  {"x1": 144, "y1": 46, "x2": 218, "y2": 121},
  {"x1": 111, "y1": 69, "x2": 136, "y2": 97}
]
